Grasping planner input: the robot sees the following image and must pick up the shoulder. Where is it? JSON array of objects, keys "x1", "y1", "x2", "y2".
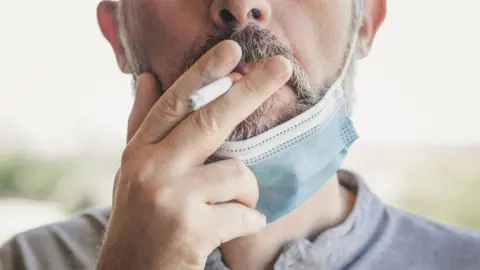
[
  {"x1": 0, "y1": 207, "x2": 110, "y2": 270},
  {"x1": 335, "y1": 171, "x2": 480, "y2": 270},
  {"x1": 373, "y1": 206, "x2": 480, "y2": 269},
  {"x1": 387, "y1": 206, "x2": 480, "y2": 247}
]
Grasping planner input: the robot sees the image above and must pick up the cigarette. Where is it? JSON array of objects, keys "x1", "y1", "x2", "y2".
[{"x1": 188, "y1": 77, "x2": 233, "y2": 111}]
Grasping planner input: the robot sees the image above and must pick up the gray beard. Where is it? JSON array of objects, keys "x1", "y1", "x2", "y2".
[
  {"x1": 121, "y1": 24, "x2": 357, "y2": 141},
  {"x1": 184, "y1": 24, "x2": 357, "y2": 141},
  {"x1": 226, "y1": 46, "x2": 357, "y2": 142},
  {"x1": 117, "y1": 0, "x2": 360, "y2": 141}
]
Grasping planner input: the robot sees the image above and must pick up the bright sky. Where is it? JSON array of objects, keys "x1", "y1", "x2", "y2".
[{"x1": 1, "y1": 0, "x2": 479, "y2": 156}]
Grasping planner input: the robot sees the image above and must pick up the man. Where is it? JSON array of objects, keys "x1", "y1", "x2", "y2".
[{"x1": 1, "y1": 0, "x2": 480, "y2": 269}]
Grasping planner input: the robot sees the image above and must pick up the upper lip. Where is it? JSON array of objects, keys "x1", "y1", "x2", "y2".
[{"x1": 233, "y1": 63, "x2": 249, "y2": 75}]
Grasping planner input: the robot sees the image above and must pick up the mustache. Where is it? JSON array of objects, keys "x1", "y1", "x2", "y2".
[
  {"x1": 186, "y1": 24, "x2": 291, "y2": 67},
  {"x1": 185, "y1": 24, "x2": 312, "y2": 100}
]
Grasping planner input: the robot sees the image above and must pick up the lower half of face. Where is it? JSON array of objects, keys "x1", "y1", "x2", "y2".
[{"x1": 121, "y1": 0, "x2": 355, "y2": 141}]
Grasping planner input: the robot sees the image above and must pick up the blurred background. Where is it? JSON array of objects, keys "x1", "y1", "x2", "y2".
[{"x1": 0, "y1": 0, "x2": 479, "y2": 244}]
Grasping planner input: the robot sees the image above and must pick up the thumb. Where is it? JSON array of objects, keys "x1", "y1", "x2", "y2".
[{"x1": 127, "y1": 73, "x2": 160, "y2": 143}]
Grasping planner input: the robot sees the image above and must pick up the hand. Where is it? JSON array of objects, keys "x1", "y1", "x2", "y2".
[
  {"x1": 112, "y1": 72, "x2": 160, "y2": 204},
  {"x1": 97, "y1": 40, "x2": 293, "y2": 270}
]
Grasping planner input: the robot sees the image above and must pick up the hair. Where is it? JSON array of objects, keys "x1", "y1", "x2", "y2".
[{"x1": 115, "y1": 1, "x2": 360, "y2": 140}]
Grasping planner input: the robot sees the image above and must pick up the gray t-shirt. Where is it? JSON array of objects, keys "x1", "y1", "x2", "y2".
[{"x1": 1, "y1": 171, "x2": 480, "y2": 269}]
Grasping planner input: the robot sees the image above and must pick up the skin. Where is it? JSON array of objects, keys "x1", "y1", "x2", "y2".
[{"x1": 96, "y1": 0, "x2": 386, "y2": 269}]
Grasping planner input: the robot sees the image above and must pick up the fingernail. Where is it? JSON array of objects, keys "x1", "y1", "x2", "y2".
[{"x1": 265, "y1": 57, "x2": 292, "y2": 79}]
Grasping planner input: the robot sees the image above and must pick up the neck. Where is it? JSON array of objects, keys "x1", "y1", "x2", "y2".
[{"x1": 221, "y1": 174, "x2": 356, "y2": 270}]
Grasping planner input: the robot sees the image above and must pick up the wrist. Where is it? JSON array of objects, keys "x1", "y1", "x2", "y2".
[
  {"x1": 96, "y1": 214, "x2": 205, "y2": 270},
  {"x1": 96, "y1": 214, "x2": 157, "y2": 270}
]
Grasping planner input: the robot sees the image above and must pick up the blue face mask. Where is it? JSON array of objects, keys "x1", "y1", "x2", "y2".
[
  {"x1": 212, "y1": 88, "x2": 358, "y2": 223},
  {"x1": 247, "y1": 105, "x2": 357, "y2": 223},
  {"x1": 212, "y1": 0, "x2": 363, "y2": 223}
]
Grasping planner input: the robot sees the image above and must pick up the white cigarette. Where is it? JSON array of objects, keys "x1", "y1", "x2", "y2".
[{"x1": 188, "y1": 77, "x2": 233, "y2": 111}]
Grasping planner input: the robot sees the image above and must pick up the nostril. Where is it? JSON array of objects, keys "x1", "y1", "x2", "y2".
[
  {"x1": 250, "y1": 8, "x2": 262, "y2": 20},
  {"x1": 219, "y1": 9, "x2": 236, "y2": 23}
]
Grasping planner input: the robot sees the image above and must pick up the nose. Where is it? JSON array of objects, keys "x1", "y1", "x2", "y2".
[{"x1": 210, "y1": 0, "x2": 272, "y2": 27}]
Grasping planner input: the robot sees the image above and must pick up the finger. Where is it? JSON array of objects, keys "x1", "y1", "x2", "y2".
[
  {"x1": 135, "y1": 40, "x2": 243, "y2": 145},
  {"x1": 209, "y1": 203, "x2": 266, "y2": 244},
  {"x1": 184, "y1": 159, "x2": 259, "y2": 208},
  {"x1": 166, "y1": 56, "x2": 293, "y2": 166},
  {"x1": 127, "y1": 73, "x2": 160, "y2": 143}
]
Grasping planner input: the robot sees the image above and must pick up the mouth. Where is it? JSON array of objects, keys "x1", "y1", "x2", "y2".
[
  {"x1": 233, "y1": 63, "x2": 247, "y2": 76},
  {"x1": 233, "y1": 62, "x2": 258, "y2": 76}
]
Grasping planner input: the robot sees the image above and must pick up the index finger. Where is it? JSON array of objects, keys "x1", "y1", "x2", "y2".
[
  {"x1": 133, "y1": 40, "x2": 242, "y2": 145},
  {"x1": 164, "y1": 56, "x2": 293, "y2": 166}
]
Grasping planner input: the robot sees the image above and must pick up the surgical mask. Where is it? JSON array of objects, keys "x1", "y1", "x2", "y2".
[{"x1": 210, "y1": 0, "x2": 363, "y2": 223}]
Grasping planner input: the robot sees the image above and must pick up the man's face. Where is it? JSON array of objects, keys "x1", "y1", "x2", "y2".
[{"x1": 98, "y1": 0, "x2": 385, "y2": 140}]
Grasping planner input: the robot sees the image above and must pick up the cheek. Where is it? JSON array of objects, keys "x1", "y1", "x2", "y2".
[
  {"x1": 314, "y1": 2, "x2": 352, "y2": 66},
  {"x1": 132, "y1": 0, "x2": 212, "y2": 88},
  {"x1": 152, "y1": 32, "x2": 207, "y2": 89},
  {"x1": 275, "y1": 0, "x2": 352, "y2": 88}
]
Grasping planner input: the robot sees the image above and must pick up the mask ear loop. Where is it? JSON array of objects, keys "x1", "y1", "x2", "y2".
[
  {"x1": 327, "y1": 0, "x2": 364, "y2": 110},
  {"x1": 210, "y1": 0, "x2": 366, "y2": 157}
]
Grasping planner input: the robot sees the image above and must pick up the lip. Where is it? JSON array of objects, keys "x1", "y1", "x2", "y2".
[{"x1": 233, "y1": 63, "x2": 250, "y2": 76}]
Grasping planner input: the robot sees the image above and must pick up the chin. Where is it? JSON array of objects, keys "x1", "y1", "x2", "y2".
[
  {"x1": 229, "y1": 85, "x2": 299, "y2": 141},
  {"x1": 264, "y1": 85, "x2": 299, "y2": 123}
]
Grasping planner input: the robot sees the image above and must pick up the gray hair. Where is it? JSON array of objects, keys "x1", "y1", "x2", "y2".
[{"x1": 115, "y1": 1, "x2": 360, "y2": 140}]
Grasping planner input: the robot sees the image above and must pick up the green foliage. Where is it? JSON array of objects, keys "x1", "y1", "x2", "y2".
[
  {"x1": 0, "y1": 153, "x2": 110, "y2": 214},
  {"x1": 0, "y1": 154, "x2": 97, "y2": 213},
  {"x1": 400, "y1": 164, "x2": 480, "y2": 229},
  {"x1": 0, "y1": 154, "x2": 71, "y2": 200},
  {"x1": 69, "y1": 194, "x2": 96, "y2": 214},
  {"x1": 386, "y1": 146, "x2": 480, "y2": 229},
  {"x1": 1, "y1": 145, "x2": 480, "y2": 228}
]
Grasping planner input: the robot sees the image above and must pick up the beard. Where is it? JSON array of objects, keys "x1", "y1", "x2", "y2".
[
  {"x1": 124, "y1": 23, "x2": 356, "y2": 141},
  {"x1": 184, "y1": 24, "x2": 333, "y2": 141}
]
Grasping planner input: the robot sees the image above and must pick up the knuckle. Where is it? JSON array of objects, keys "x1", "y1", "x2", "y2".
[
  {"x1": 116, "y1": 162, "x2": 156, "y2": 205},
  {"x1": 120, "y1": 149, "x2": 131, "y2": 165},
  {"x1": 155, "y1": 198, "x2": 206, "y2": 262},
  {"x1": 154, "y1": 185, "x2": 175, "y2": 208},
  {"x1": 229, "y1": 160, "x2": 259, "y2": 205},
  {"x1": 120, "y1": 148, "x2": 167, "y2": 192},
  {"x1": 179, "y1": 248, "x2": 205, "y2": 268},
  {"x1": 198, "y1": 65, "x2": 214, "y2": 84},
  {"x1": 239, "y1": 208, "x2": 264, "y2": 232},
  {"x1": 194, "y1": 51, "x2": 219, "y2": 83},
  {"x1": 194, "y1": 57, "x2": 208, "y2": 74},
  {"x1": 158, "y1": 92, "x2": 185, "y2": 120},
  {"x1": 129, "y1": 158, "x2": 156, "y2": 186},
  {"x1": 121, "y1": 146, "x2": 137, "y2": 167},
  {"x1": 230, "y1": 159, "x2": 252, "y2": 180},
  {"x1": 232, "y1": 159, "x2": 256, "y2": 184},
  {"x1": 171, "y1": 201, "x2": 197, "y2": 235},
  {"x1": 190, "y1": 107, "x2": 220, "y2": 136},
  {"x1": 240, "y1": 209, "x2": 255, "y2": 229}
]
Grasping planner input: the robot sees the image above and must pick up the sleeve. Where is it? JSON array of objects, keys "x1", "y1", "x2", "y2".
[
  {"x1": 0, "y1": 208, "x2": 110, "y2": 270},
  {"x1": 0, "y1": 240, "x2": 17, "y2": 270}
]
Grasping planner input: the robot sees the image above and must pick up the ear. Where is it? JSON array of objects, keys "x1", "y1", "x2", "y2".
[
  {"x1": 358, "y1": 0, "x2": 386, "y2": 58},
  {"x1": 97, "y1": 1, "x2": 131, "y2": 73}
]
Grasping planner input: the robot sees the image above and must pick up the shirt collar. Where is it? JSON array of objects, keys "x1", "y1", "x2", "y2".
[{"x1": 206, "y1": 170, "x2": 386, "y2": 270}]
